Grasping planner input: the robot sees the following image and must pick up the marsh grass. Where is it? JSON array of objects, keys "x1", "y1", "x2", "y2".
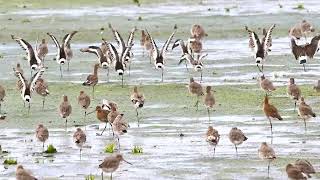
[
  {"x1": 45, "y1": 144, "x2": 57, "y2": 154},
  {"x1": 3, "y1": 158, "x2": 17, "y2": 165},
  {"x1": 132, "y1": 146, "x2": 143, "y2": 154},
  {"x1": 104, "y1": 143, "x2": 116, "y2": 153}
]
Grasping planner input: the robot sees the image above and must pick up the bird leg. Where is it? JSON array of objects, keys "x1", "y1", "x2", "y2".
[
  {"x1": 79, "y1": 148, "x2": 82, "y2": 160},
  {"x1": 256, "y1": 64, "x2": 263, "y2": 73},
  {"x1": 268, "y1": 117, "x2": 273, "y2": 135},
  {"x1": 213, "y1": 145, "x2": 216, "y2": 156},
  {"x1": 161, "y1": 68, "x2": 164, "y2": 82},
  {"x1": 0, "y1": 103, "x2": 2, "y2": 113},
  {"x1": 200, "y1": 71, "x2": 203, "y2": 82},
  {"x1": 67, "y1": 61, "x2": 70, "y2": 72},
  {"x1": 234, "y1": 144, "x2": 238, "y2": 156},
  {"x1": 294, "y1": 101, "x2": 297, "y2": 112},
  {"x1": 185, "y1": 62, "x2": 189, "y2": 72},
  {"x1": 194, "y1": 96, "x2": 199, "y2": 111},
  {"x1": 111, "y1": 173, "x2": 113, "y2": 180},
  {"x1": 121, "y1": 75, "x2": 124, "y2": 88},
  {"x1": 267, "y1": 161, "x2": 270, "y2": 178},
  {"x1": 303, "y1": 118, "x2": 307, "y2": 132},
  {"x1": 101, "y1": 172, "x2": 104, "y2": 180},
  {"x1": 128, "y1": 63, "x2": 131, "y2": 77},
  {"x1": 92, "y1": 86, "x2": 95, "y2": 99},
  {"x1": 42, "y1": 142, "x2": 45, "y2": 152},
  {"x1": 303, "y1": 64, "x2": 306, "y2": 72},
  {"x1": 42, "y1": 97, "x2": 45, "y2": 110},
  {"x1": 207, "y1": 108, "x2": 211, "y2": 122},
  {"x1": 28, "y1": 102, "x2": 30, "y2": 115},
  {"x1": 60, "y1": 65, "x2": 63, "y2": 79},
  {"x1": 107, "y1": 68, "x2": 110, "y2": 82},
  {"x1": 99, "y1": 123, "x2": 107, "y2": 136}
]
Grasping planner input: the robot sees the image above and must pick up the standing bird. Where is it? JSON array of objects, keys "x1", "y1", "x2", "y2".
[
  {"x1": 287, "y1": 78, "x2": 301, "y2": 112},
  {"x1": 245, "y1": 24, "x2": 275, "y2": 73},
  {"x1": 188, "y1": 37, "x2": 203, "y2": 60},
  {"x1": 286, "y1": 164, "x2": 308, "y2": 180},
  {"x1": 59, "y1": 95, "x2": 72, "y2": 126},
  {"x1": 16, "y1": 63, "x2": 24, "y2": 75},
  {"x1": 172, "y1": 39, "x2": 191, "y2": 71},
  {"x1": 258, "y1": 142, "x2": 276, "y2": 178},
  {"x1": 82, "y1": 63, "x2": 100, "y2": 98},
  {"x1": 73, "y1": 128, "x2": 86, "y2": 158},
  {"x1": 289, "y1": 20, "x2": 315, "y2": 41},
  {"x1": 146, "y1": 26, "x2": 177, "y2": 82},
  {"x1": 206, "y1": 126, "x2": 220, "y2": 155},
  {"x1": 94, "y1": 106, "x2": 110, "y2": 136},
  {"x1": 188, "y1": 77, "x2": 204, "y2": 111},
  {"x1": 108, "y1": 106, "x2": 120, "y2": 135},
  {"x1": 228, "y1": 127, "x2": 248, "y2": 155},
  {"x1": 298, "y1": 97, "x2": 316, "y2": 131},
  {"x1": 35, "y1": 124, "x2": 49, "y2": 151},
  {"x1": 80, "y1": 45, "x2": 111, "y2": 80},
  {"x1": 0, "y1": 85, "x2": 5, "y2": 113},
  {"x1": 99, "y1": 154, "x2": 132, "y2": 180},
  {"x1": 64, "y1": 31, "x2": 78, "y2": 71},
  {"x1": 141, "y1": 29, "x2": 152, "y2": 59},
  {"x1": 11, "y1": 35, "x2": 42, "y2": 72},
  {"x1": 37, "y1": 39, "x2": 48, "y2": 64},
  {"x1": 263, "y1": 95, "x2": 283, "y2": 135},
  {"x1": 204, "y1": 86, "x2": 215, "y2": 121},
  {"x1": 294, "y1": 159, "x2": 316, "y2": 178},
  {"x1": 260, "y1": 75, "x2": 276, "y2": 95},
  {"x1": 130, "y1": 86, "x2": 145, "y2": 122},
  {"x1": 34, "y1": 78, "x2": 49, "y2": 109},
  {"x1": 313, "y1": 80, "x2": 320, "y2": 92},
  {"x1": 16, "y1": 165, "x2": 37, "y2": 180},
  {"x1": 47, "y1": 31, "x2": 78, "y2": 77},
  {"x1": 77, "y1": 91, "x2": 91, "y2": 119},
  {"x1": 191, "y1": 24, "x2": 208, "y2": 40},
  {"x1": 13, "y1": 68, "x2": 45, "y2": 113},
  {"x1": 290, "y1": 35, "x2": 320, "y2": 71},
  {"x1": 112, "y1": 114, "x2": 129, "y2": 149}
]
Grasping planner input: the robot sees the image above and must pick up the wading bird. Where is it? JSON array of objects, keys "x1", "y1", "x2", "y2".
[
  {"x1": 287, "y1": 78, "x2": 301, "y2": 112},
  {"x1": 290, "y1": 35, "x2": 320, "y2": 71},
  {"x1": 286, "y1": 164, "x2": 308, "y2": 180},
  {"x1": 146, "y1": 26, "x2": 177, "y2": 82},
  {"x1": 37, "y1": 39, "x2": 48, "y2": 64},
  {"x1": 59, "y1": 95, "x2": 72, "y2": 126},
  {"x1": 13, "y1": 68, "x2": 45, "y2": 113},
  {"x1": 188, "y1": 77, "x2": 204, "y2": 111},
  {"x1": 130, "y1": 86, "x2": 145, "y2": 124},
  {"x1": 77, "y1": 91, "x2": 91, "y2": 119},
  {"x1": 112, "y1": 114, "x2": 129, "y2": 149},
  {"x1": 298, "y1": 97, "x2": 316, "y2": 131},
  {"x1": 34, "y1": 78, "x2": 49, "y2": 109},
  {"x1": 245, "y1": 24, "x2": 275, "y2": 73},
  {"x1": 64, "y1": 31, "x2": 78, "y2": 71},
  {"x1": 35, "y1": 124, "x2": 49, "y2": 151},
  {"x1": 204, "y1": 86, "x2": 215, "y2": 121},
  {"x1": 73, "y1": 128, "x2": 86, "y2": 159},
  {"x1": 93, "y1": 106, "x2": 110, "y2": 136},
  {"x1": 191, "y1": 24, "x2": 208, "y2": 40},
  {"x1": 0, "y1": 85, "x2": 5, "y2": 113},
  {"x1": 263, "y1": 95, "x2": 283, "y2": 135},
  {"x1": 99, "y1": 154, "x2": 132, "y2": 180},
  {"x1": 260, "y1": 75, "x2": 276, "y2": 95},
  {"x1": 206, "y1": 126, "x2": 220, "y2": 155},
  {"x1": 82, "y1": 63, "x2": 100, "y2": 98},
  {"x1": 16, "y1": 165, "x2": 37, "y2": 180},
  {"x1": 141, "y1": 29, "x2": 152, "y2": 59},
  {"x1": 289, "y1": 20, "x2": 315, "y2": 41},
  {"x1": 258, "y1": 142, "x2": 276, "y2": 178},
  {"x1": 294, "y1": 159, "x2": 316, "y2": 178},
  {"x1": 229, "y1": 127, "x2": 247, "y2": 156}
]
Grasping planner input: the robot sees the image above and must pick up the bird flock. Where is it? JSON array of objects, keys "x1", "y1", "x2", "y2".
[{"x1": 0, "y1": 20, "x2": 319, "y2": 179}]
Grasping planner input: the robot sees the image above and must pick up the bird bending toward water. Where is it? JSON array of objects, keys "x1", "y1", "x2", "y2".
[{"x1": 99, "y1": 154, "x2": 132, "y2": 180}]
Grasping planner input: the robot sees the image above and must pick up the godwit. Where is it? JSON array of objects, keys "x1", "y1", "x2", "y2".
[
  {"x1": 286, "y1": 164, "x2": 308, "y2": 180},
  {"x1": 228, "y1": 127, "x2": 247, "y2": 156},
  {"x1": 59, "y1": 95, "x2": 72, "y2": 126},
  {"x1": 78, "y1": 91, "x2": 91, "y2": 119},
  {"x1": 206, "y1": 126, "x2": 220, "y2": 155},
  {"x1": 313, "y1": 80, "x2": 320, "y2": 92},
  {"x1": 102, "y1": 99, "x2": 118, "y2": 111},
  {"x1": 16, "y1": 165, "x2": 37, "y2": 180},
  {"x1": 82, "y1": 63, "x2": 99, "y2": 98},
  {"x1": 245, "y1": 24, "x2": 275, "y2": 73},
  {"x1": 108, "y1": 106, "x2": 120, "y2": 130},
  {"x1": 93, "y1": 106, "x2": 110, "y2": 136},
  {"x1": 16, "y1": 63, "x2": 24, "y2": 75},
  {"x1": 290, "y1": 35, "x2": 320, "y2": 71},
  {"x1": 188, "y1": 36, "x2": 202, "y2": 60},
  {"x1": 35, "y1": 124, "x2": 49, "y2": 151},
  {"x1": 172, "y1": 39, "x2": 191, "y2": 71},
  {"x1": 289, "y1": 20, "x2": 315, "y2": 41},
  {"x1": 130, "y1": 86, "x2": 145, "y2": 121},
  {"x1": 73, "y1": 128, "x2": 86, "y2": 158},
  {"x1": 99, "y1": 154, "x2": 132, "y2": 180},
  {"x1": 294, "y1": 159, "x2": 316, "y2": 178},
  {"x1": 34, "y1": 78, "x2": 49, "y2": 109},
  {"x1": 141, "y1": 29, "x2": 152, "y2": 59},
  {"x1": 188, "y1": 77, "x2": 204, "y2": 111},
  {"x1": 64, "y1": 31, "x2": 78, "y2": 71},
  {"x1": 287, "y1": 78, "x2": 301, "y2": 111},
  {"x1": 37, "y1": 39, "x2": 48, "y2": 64},
  {"x1": 204, "y1": 86, "x2": 215, "y2": 121},
  {"x1": 80, "y1": 45, "x2": 111, "y2": 80},
  {"x1": 146, "y1": 26, "x2": 177, "y2": 82},
  {"x1": 112, "y1": 114, "x2": 129, "y2": 149},
  {"x1": 298, "y1": 97, "x2": 316, "y2": 131},
  {"x1": 0, "y1": 85, "x2": 5, "y2": 113},
  {"x1": 260, "y1": 75, "x2": 276, "y2": 95},
  {"x1": 13, "y1": 68, "x2": 45, "y2": 113},
  {"x1": 47, "y1": 31, "x2": 78, "y2": 77},
  {"x1": 258, "y1": 142, "x2": 276, "y2": 178},
  {"x1": 263, "y1": 95, "x2": 283, "y2": 135},
  {"x1": 11, "y1": 35, "x2": 42, "y2": 73},
  {"x1": 191, "y1": 24, "x2": 208, "y2": 40}
]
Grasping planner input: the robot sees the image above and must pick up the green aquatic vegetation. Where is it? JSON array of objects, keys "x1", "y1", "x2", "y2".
[
  {"x1": 104, "y1": 143, "x2": 116, "y2": 153},
  {"x1": 133, "y1": 0, "x2": 141, "y2": 6},
  {"x1": 3, "y1": 158, "x2": 17, "y2": 165},
  {"x1": 132, "y1": 146, "x2": 143, "y2": 154},
  {"x1": 45, "y1": 144, "x2": 57, "y2": 154},
  {"x1": 0, "y1": 53, "x2": 4, "y2": 59},
  {"x1": 21, "y1": 19, "x2": 31, "y2": 23},
  {"x1": 294, "y1": 3, "x2": 304, "y2": 10},
  {"x1": 85, "y1": 174, "x2": 95, "y2": 180}
]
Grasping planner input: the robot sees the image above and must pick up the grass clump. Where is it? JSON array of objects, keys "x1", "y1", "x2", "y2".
[
  {"x1": 3, "y1": 158, "x2": 17, "y2": 165},
  {"x1": 132, "y1": 146, "x2": 143, "y2": 154},
  {"x1": 293, "y1": 3, "x2": 304, "y2": 10},
  {"x1": 104, "y1": 143, "x2": 116, "y2": 153},
  {"x1": 45, "y1": 144, "x2": 57, "y2": 154},
  {"x1": 133, "y1": 0, "x2": 141, "y2": 7},
  {"x1": 85, "y1": 174, "x2": 95, "y2": 180}
]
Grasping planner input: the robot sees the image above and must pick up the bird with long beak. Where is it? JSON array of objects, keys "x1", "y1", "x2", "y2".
[
  {"x1": 73, "y1": 128, "x2": 86, "y2": 159},
  {"x1": 298, "y1": 97, "x2": 316, "y2": 132},
  {"x1": 99, "y1": 154, "x2": 132, "y2": 180},
  {"x1": 130, "y1": 86, "x2": 145, "y2": 126},
  {"x1": 146, "y1": 26, "x2": 177, "y2": 82},
  {"x1": 245, "y1": 24, "x2": 275, "y2": 73},
  {"x1": 287, "y1": 78, "x2": 301, "y2": 112},
  {"x1": 206, "y1": 126, "x2": 220, "y2": 155},
  {"x1": 258, "y1": 142, "x2": 276, "y2": 178},
  {"x1": 188, "y1": 77, "x2": 204, "y2": 111},
  {"x1": 263, "y1": 95, "x2": 283, "y2": 135}
]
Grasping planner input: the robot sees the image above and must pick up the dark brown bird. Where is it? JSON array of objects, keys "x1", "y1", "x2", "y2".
[
  {"x1": 287, "y1": 78, "x2": 301, "y2": 112},
  {"x1": 286, "y1": 164, "x2": 308, "y2": 180},
  {"x1": 294, "y1": 159, "x2": 316, "y2": 178},
  {"x1": 228, "y1": 127, "x2": 248, "y2": 155},
  {"x1": 0, "y1": 85, "x2": 5, "y2": 113},
  {"x1": 298, "y1": 97, "x2": 316, "y2": 131},
  {"x1": 291, "y1": 35, "x2": 320, "y2": 71},
  {"x1": 99, "y1": 154, "x2": 132, "y2": 180},
  {"x1": 188, "y1": 77, "x2": 204, "y2": 111},
  {"x1": 206, "y1": 126, "x2": 220, "y2": 155},
  {"x1": 263, "y1": 95, "x2": 283, "y2": 135},
  {"x1": 77, "y1": 91, "x2": 91, "y2": 119},
  {"x1": 94, "y1": 106, "x2": 110, "y2": 136},
  {"x1": 204, "y1": 86, "x2": 215, "y2": 121},
  {"x1": 258, "y1": 142, "x2": 276, "y2": 178},
  {"x1": 59, "y1": 95, "x2": 72, "y2": 126},
  {"x1": 82, "y1": 63, "x2": 99, "y2": 98}
]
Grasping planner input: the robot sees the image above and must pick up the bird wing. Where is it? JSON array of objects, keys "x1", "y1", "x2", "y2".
[
  {"x1": 109, "y1": 23, "x2": 126, "y2": 54},
  {"x1": 291, "y1": 38, "x2": 303, "y2": 60},
  {"x1": 11, "y1": 35, "x2": 35, "y2": 63},
  {"x1": 263, "y1": 24, "x2": 275, "y2": 56},
  {"x1": 305, "y1": 35, "x2": 320, "y2": 58},
  {"x1": 81, "y1": 46, "x2": 103, "y2": 60},
  {"x1": 145, "y1": 29, "x2": 159, "y2": 60},
  {"x1": 245, "y1": 26, "x2": 260, "y2": 53},
  {"x1": 199, "y1": 53, "x2": 208, "y2": 62},
  {"x1": 161, "y1": 28, "x2": 177, "y2": 56},
  {"x1": 63, "y1": 31, "x2": 78, "y2": 47},
  {"x1": 121, "y1": 46, "x2": 132, "y2": 63},
  {"x1": 30, "y1": 68, "x2": 45, "y2": 92},
  {"x1": 13, "y1": 68, "x2": 27, "y2": 92},
  {"x1": 127, "y1": 27, "x2": 137, "y2": 46},
  {"x1": 107, "y1": 43, "x2": 120, "y2": 62}
]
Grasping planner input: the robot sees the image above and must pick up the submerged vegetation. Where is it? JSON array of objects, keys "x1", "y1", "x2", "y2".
[
  {"x1": 45, "y1": 144, "x2": 57, "y2": 154},
  {"x1": 85, "y1": 174, "x2": 95, "y2": 180},
  {"x1": 132, "y1": 146, "x2": 143, "y2": 154},
  {"x1": 104, "y1": 143, "x2": 116, "y2": 153},
  {"x1": 3, "y1": 158, "x2": 17, "y2": 165}
]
